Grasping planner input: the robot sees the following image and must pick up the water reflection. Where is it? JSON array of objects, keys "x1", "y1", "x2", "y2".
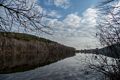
[{"x1": 0, "y1": 54, "x2": 102, "y2": 80}]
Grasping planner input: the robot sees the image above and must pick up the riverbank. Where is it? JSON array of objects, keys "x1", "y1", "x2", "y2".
[{"x1": 0, "y1": 32, "x2": 75, "y2": 73}]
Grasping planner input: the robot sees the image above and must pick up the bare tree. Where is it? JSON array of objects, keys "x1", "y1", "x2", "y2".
[
  {"x1": 89, "y1": 0, "x2": 120, "y2": 80},
  {"x1": 0, "y1": 0, "x2": 51, "y2": 34},
  {"x1": 97, "y1": 0, "x2": 120, "y2": 57}
]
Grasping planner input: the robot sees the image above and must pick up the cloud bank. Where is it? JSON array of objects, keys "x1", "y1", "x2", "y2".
[{"x1": 39, "y1": 7, "x2": 100, "y2": 49}]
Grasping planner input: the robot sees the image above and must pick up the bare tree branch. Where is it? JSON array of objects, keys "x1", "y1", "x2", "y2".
[{"x1": 0, "y1": 0, "x2": 52, "y2": 34}]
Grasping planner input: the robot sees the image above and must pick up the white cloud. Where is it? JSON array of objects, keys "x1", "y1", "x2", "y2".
[
  {"x1": 63, "y1": 13, "x2": 81, "y2": 28},
  {"x1": 45, "y1": 8, "x2": 98, "y2": 37},
  {"x1": 47, "y1": 19, "x2": 64, "y2": 28},
  {"x1": 40, "y1": 7, "x2": 99, "y2": 49},
  {"x1": 48, "y1": 10, "x2": 61, "y2": 18},
  {"x1": 48, "y1": 0, "x2": 70, "y2": 9},
  {"x1": 54, "y1": 0, "x2": 70, "y2": 9},
  {"x1": 81, "y1": 8, "x2": 98, "y2": 27},
  {"x1": 78, "y1": 8, "x2": 99, "y2": 37}
]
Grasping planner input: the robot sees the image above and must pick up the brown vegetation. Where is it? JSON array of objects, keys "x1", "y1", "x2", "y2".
[{"x1": 0, "y1": 32, "x2": 75, "y2": 73}]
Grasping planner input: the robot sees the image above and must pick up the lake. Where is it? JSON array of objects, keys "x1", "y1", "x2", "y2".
[{"x1": 0, "y1": 53, "x2": 103, "y2": 80}]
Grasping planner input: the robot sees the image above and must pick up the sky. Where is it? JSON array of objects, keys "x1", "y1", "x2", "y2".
[{"x1": 35, "y1": 0, "x2": 101, "y2": 49}]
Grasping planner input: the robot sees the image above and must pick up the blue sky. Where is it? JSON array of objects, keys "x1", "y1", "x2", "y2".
[
  {"x1": 38, "y1": 0, "x2": 99, "y2": 19},
  {"x1": 36, "y1": 0, "x2": 101, "y2": 49}
]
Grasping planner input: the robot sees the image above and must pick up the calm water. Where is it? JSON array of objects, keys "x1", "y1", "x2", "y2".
[{"x1": 0, "y1": 54, "x2": 103, "y2": 80}]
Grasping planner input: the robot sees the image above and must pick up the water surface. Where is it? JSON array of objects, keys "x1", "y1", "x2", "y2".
[{"x1": 0, "y1": 53, "x2": 102, "y2": 80}]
